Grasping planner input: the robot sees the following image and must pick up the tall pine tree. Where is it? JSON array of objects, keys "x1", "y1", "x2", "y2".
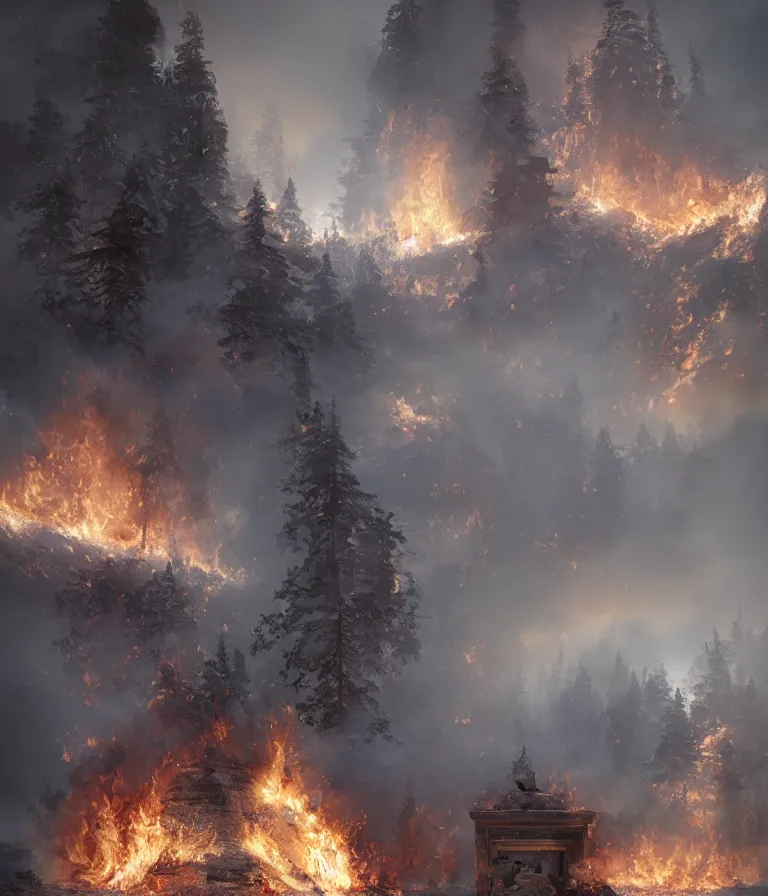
[
  {"x1": 218, "y1": 182, "x2": 301, "y2": 371},
  {"x1": 652, "y1": 687, "x2": 698, "y2": 784},
  {"x1": 70, "y1": 165, "x2": 152, "y2": 349},
  {"x1": 309, "y1": 253, "x2": 360, "y2": 356},
  {"x1": 18, "y1": 164, "x2": 83, "y2": 312},
  {"x1": 589, "y1": 0, "x2": 660, "y2": 145},
  {"x1": 370, "y1": 0, "x2": 424, "y2": 114},
  {"x1": 253, "y1": 402, "x2": 420, "y2": 739},
  {"x1": 276, "y1": 177, "x2": 313, "y2": 250},
  {"x1": 164, "y1": 11, "x2": 230, "y2": 208},
  {"x1": 73, "y1": 0, "x2": 164, "y2": 209}
]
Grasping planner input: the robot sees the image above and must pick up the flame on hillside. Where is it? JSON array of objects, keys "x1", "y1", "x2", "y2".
[
  {"x1": 0, "y1": 401, "x2": 228, "y2": 578},
  {"x1": 242, "y1": 739, "x2": 359, "y2": 896},
  {"x1": 379, "y1": 113, "x2": 464, "y2": 253},
  {"x1": 554, "y1": 132, "x2": 767, "y2": 253},
  {"x1": 580, "y1": 727, "x2": 763, "y2": 893},
  {"x1": 52, "y1": 725, "x2": 362, "y2": 896}
]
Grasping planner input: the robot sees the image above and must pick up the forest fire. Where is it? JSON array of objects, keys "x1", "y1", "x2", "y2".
[
  {"x1": 558, "y1": 136, "x2": 767, "y2": 252},
  {"x1": 578, "y1": 727, "x2": 765, "y2": 894},
  {"x1": 50, "y1": 725, "x2": 361, "y2": 896},
  {"x1": 0, "y1": 401, "x2": 226, "y2": 577},
  {"x1": 379, "y1": 113, "x2": 464, "y2": 253}
]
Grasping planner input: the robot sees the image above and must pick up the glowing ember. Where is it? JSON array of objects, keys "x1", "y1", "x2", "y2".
[{"x1": 391, "y1": 395, "x2": 445, "y2": 438}]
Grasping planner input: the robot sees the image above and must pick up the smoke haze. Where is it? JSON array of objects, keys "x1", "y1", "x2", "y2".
[{"x1": 4, "y1": 3, "x2": 768, "y2": 891}]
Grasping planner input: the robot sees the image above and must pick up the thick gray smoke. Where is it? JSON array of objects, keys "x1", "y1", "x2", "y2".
[{"x1": 2, "y1": 0, "x2": 768, "y2": 868}]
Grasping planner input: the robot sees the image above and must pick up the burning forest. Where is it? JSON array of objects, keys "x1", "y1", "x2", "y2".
[{"x1": 6, "y1": 1, "x2": 768, "y2": 896}]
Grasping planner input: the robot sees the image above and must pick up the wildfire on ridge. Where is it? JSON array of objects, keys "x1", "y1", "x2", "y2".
[
  {"x1": 553, "y1": 131, "x2": 767, "y2": 254},
  {"x1": 0, "y1": 401, "x2": 230, "y2": 578}
]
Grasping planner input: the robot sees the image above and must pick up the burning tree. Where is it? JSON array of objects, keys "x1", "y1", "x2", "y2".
[{"x1": 252, "y1": 401, "x2": 420, "y2": 740}]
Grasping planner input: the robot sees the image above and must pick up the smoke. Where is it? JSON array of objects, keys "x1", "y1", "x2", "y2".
[{"x1": 4, "y1": 0, "x2": 768, "y2": 882}]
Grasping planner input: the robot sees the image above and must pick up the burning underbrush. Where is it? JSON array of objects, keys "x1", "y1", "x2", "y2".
[
  {"x1": 0, "y1": 392, "x2": 233, "y2": 579},
  {"x1": 36, "y1": 714, "x2": 465, "y2": 896}
]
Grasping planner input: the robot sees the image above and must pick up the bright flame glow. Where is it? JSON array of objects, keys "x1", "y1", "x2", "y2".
[{"x1": 0, "y1": 402, "x2": 229, "y2": 577}]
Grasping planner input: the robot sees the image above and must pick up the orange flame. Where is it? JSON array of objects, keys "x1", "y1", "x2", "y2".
[
  {"x1": 553, "y1": 131, "x2": 766, "y2": 255},
  {"x1": 0, "y1": 402, "x2": 228, "y2": 577},
  {"x1": 378, "y1": 113, "x2": 465, "y2": 253}
]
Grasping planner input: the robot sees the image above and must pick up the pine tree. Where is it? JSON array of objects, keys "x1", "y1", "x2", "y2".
[
  {"x1": 133, "y1": 406, "x2": 183, "y2": 552},
  {"x1": 606, "y1": 670, "x2": 645, "y2": 776},
  {"x1": 475, "y1": 44, "x2": 536, "y2": 168},
  {"x1": 507, "y1": 746, "x2": 535, "y2": 786},
  {"x1": 128, "y1": 562, "x2": 195, "y2": 644},
  {"x1": 492, "y1": 0, "x2": 524, "y2": 55},
  {"x1": 310, "y1": 253, "x2": 360, "y2": 355},
  {"x1": 70, "y1": 165, "x2": 151, "y2": 349},
  {"x1": 252, "y1": 402, "x2": 420, "y2": 739},
  {"x1": 646, "y1": 0, "x2": 677, "y2": 119},
  {"x1": 197, "y1": 631, "x2": 238, "y2": 718},
  {"x1": 231, "y1": 647, "x2": 252, "y2": 710},
  {"x1": 164, "y1": 11, "x2": 230, "y2": 208},
  {"x1": 73, "y1": 0, "x2": 163, "y2": 207},
  {"x1": 608, "y1": 652, "x2": 631, "y2": 700},
  {"x1": 370, "y1": 0, "x2": 424, "y2": 113},
  {"x1": 692, "y1": 630, "x2": 733, "y2": 732},
  {"x1": 688, "y1": 45, "x2": 706, "y2": 100},
  {"x1": 589, "y1": 0, "x2": 660, "y2": 143},
  {"x1": 162, "y1": 181, "x2": 224, "y2": 279},
  {"x1": 17, "y1": 165, "x2": 83, "y2": 311},
  {"x1": 588, "y1": 426, "x2": 624, "y2": 538},
  {"x1": 276, "y1": 177, "x2": 313, "y2": 249},
  {"x1": 562, "y1": 51, "x2": 589, "y2": 129},
  {"x1": 53, "y1": 557, "x2": 144, "y2": 695},
  {"x1": 643, "y1": 664, "x2": 673, "y2": 724},
  {"x1": 26, "y1": 98, "x2": 69, "y2": 173},
  {"x1": 455, "y1": 243, "x2": 490, "y2": 328},
  {"x1": 218, "y1": 182, "x2": 301, "y2": 370},
  {"x1": 251, "y1": 103, "x2": 286, "y2": 202},
  {"x1": 652, "y1": 688, "x2": 697, "y2": 783}
]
